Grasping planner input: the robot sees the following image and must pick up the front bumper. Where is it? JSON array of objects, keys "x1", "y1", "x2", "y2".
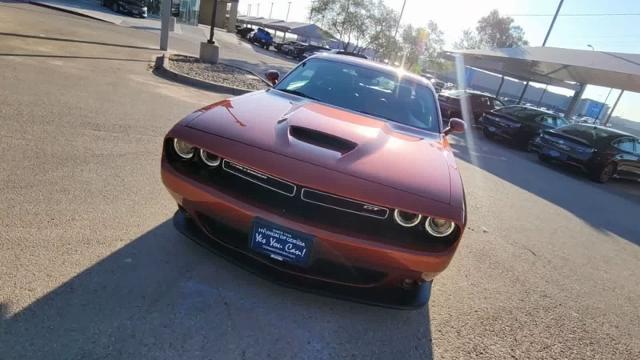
[
  {"x1": 161, "y1": 159, "x2": 459, "y2": 308},
  {"x1": 173, "y1": 209, "x2": 431, "y2": 309}
]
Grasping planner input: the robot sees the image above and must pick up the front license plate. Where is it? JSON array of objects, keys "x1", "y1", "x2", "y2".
[
  {"x1": 545, "y1": 148, "x2": 567, "y2": 160},
  {"x1": 249, "y1": 218, "x2": 314, "y2": 267}
]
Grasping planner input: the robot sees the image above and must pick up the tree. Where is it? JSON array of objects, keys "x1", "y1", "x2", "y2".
[
  {"x1": 422, "y1": 20, "x2": 448, "y2": 72},
  {"x1": 309, "y1": 0, "x2": 398, "y2": 55},
  {"x1": 453, "y1": 29, "x2": 480, "y2": 50},
  {"x1": 309, "y1": 0, "x2": 369, "y2": 51},
  {"x1": 400, "y1": 24, "x2": 428, "y2": 69},
  {"x1": 454, "y1": 9, "x2": 529, "y2": 49}
]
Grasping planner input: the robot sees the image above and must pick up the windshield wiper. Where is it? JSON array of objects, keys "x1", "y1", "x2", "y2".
[{"x1": 278, "y1": 89, "x2": 320, "y2": 101}]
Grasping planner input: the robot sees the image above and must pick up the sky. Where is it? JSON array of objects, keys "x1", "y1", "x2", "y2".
[{"x1": 239, "y1": 0, "x2": 640, "y2": 120}]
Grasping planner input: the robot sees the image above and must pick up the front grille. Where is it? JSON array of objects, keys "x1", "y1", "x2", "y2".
[
  {"x1": 165, "y1": 139, "x2": 458, "y2": 252},
  {"x1": 222, "y1": 159, "x2": 296, "y2": 196},
  {"x1": 196, "y1": 213, "x2": 387, "y2": 286},
  {"x1": 301, "y1": 189, "x2": 389, "y2": 219}
]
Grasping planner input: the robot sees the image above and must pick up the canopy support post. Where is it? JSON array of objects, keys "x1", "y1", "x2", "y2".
[
  {"x1": 495, "y1": 76, "x2": 504, "y2": 98},
  {"x1": 565, "y1": 83, "x2": 585, "y2": 118},
  {"x1": 604, "y1": 90, "x2": 624, "y2": 126},
  {"x1": 517, "y1": 81, "x2": 529, "y2": 104}
]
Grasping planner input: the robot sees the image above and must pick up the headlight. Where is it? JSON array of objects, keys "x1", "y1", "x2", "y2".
[
  {"x1": 199, "y1": 149, "x2": 221, "y2": 166},
  {"x1": 393, "y1": 210, "x2": 422, "y2": 227},
  {"x1": 425, "y1": 217, "x2": 455, "y2": 237},
  {"x1": 173, "y1": 138, "x2": 195, "y2": 159}
]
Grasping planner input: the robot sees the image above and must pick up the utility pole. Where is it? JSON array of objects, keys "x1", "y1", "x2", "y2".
[
  {"x1": 159, "y1": 0, "x2": 171, "y2": 50},
  {"x1": 393, "y1": 0, "x2": 407, "y2": 38},
  {"x1": 518, "y1": 0, "x2": 564, "y2": 104}
]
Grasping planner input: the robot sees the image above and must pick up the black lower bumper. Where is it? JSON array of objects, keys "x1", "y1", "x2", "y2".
[{"x1": 173, "y1": 209, "x2": 431, "y2": 310}]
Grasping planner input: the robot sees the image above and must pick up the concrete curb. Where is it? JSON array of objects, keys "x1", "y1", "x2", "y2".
[
  {"x1": 153, "y1": 54, "x2": 261, "y2": 96},
  {"x1": 29, "y1": 1, "x2": 117, "y2": 24}
]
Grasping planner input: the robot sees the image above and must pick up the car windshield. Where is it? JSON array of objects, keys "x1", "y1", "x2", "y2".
[{"x1": 275, "y1": 58, "x2": 440, "y2": 132}]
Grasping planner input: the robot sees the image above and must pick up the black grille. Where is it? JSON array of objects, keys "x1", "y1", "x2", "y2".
[
  {"x1": 301, "y1": 188, "x2": 389, "y2": 219},
  {"x1": 222, "y1": 159, "x2": 296, "y2": 196}
]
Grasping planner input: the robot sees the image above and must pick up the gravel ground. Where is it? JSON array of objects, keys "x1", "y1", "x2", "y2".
[{"x1": 168, "y1": 54, "x2": 269, "y2": 91}]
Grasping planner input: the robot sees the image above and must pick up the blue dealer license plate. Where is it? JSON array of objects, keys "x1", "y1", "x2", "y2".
[{"x1": 249, "y1": 218, "x2": 313, "y2": 267}]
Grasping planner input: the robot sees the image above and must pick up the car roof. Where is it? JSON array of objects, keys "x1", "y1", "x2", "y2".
[
  {"x1": 568, "y1": 123, "x2": 636, "y2": 138},
  {"x1": 501, "y1": 104, "x2": 561, "y2": 116},
  {"x1": 307, "y1": 53, "x2": 433, "y2": 88}
]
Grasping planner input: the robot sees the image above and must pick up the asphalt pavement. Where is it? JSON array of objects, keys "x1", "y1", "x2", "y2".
[{"x1": 1, "y1": 3, "x2": 639, "y2": 360}]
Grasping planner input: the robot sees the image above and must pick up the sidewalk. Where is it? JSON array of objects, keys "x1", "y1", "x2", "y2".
[{"x1": 30, "y1": 0, "x2": 295, "y2": 76}]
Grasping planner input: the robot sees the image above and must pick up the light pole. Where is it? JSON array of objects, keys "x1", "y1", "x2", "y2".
[
  {"x1": 269, "y1": 2, "x2": 273, "y2": 18},
  {"x1": 393, "y1": 0, "x2": 407, "y2": 39},
  {"x1": 257, "y1": 3, "x2": 260, "y2": 16},
  {"x1": 518, "y1": 0, "x2": 564, "y2": 104},
  {"x1": 208, "y1": 0, "x2": 218, "y2": 44},
  {"x1": 285, "y1": 1, "x2": 291, "y2": 21},
  {"x1": 587, "y1": 44, "x2": 595, "y2": 51}
]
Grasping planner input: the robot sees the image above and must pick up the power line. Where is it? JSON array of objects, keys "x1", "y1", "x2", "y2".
[{"x1": 509, "y1": 13, "x2": 640, "y2": 17}]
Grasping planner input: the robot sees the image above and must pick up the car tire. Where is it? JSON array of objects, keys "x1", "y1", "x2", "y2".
[
  {"x1": 112, "y1": 3, "x2": 118, "y2": 12},
  {"x1": 483, "y1": 128, "x2": 495, "y2": 140},
  {"x1": 538, "y1": 152, "x2": 550, "y2": 162},
  {"x1": 590, "y1": 163, "x2": 616, "y2": 183}
]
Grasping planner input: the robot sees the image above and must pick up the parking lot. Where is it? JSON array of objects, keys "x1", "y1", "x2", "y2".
[{"x1": 1, "y1": 3, "x2": 639, "y2": 360}]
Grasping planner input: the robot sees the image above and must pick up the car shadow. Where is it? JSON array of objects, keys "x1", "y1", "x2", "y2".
[
  {"x1": 451, "y1": 129, "x2": 640, "y2": 246},
  {"x1": 0, "y1": 220, "x2": 434, "y2": 360}
]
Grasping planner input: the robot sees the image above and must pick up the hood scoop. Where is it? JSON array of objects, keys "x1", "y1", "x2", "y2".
[{"x1": 289, "y1": 125, "x2": 358, "y2": 155}]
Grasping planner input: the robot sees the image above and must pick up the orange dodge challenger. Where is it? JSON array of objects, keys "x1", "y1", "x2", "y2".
[{"x1": 161, "y1": 54, "x2": 467, "y2": 308}]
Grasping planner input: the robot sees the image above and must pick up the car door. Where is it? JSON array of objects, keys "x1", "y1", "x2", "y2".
[{"x1": 611, "y1": 137, "x2": 639, "y2": 179}]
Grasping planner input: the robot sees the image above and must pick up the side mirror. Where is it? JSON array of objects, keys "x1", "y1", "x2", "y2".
[
  {"x1": 265, "y1": 70, "x2": 280, "y2": 86},
  {"x1": 444, "y1": 118, "x2": 465, "y2": 135}
]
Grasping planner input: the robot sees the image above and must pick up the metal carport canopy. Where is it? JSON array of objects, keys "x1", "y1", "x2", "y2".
[{"x1": 446, "y1": 46, "x2": 640, "y2": 92}]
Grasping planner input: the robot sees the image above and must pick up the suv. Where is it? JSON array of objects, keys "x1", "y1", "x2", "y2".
[
  {"x1": 249, "y1": 28, "x2": 273, "y2": 50},
  {"x1": 438, "y1": 90, "x2": 505, "y2": 124},
  {"x1": 102, "y1": 0, "x2": 147, "y2": 18}
]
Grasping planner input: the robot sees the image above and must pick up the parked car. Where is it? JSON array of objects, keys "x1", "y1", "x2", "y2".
[
  {"x1": 274, "y1": 40, "x2": 299, "y2": 52},
  {"x1": 102, "y1": 0, "x2": 147, "y2": 18},
  {"x1": 249, "y1": 28, "x2": 273, "y2": 49},
  {"x1": 161, "y1": 54, "x2": 467, "y2": 308},
  {"x1": 530, "y1": 124, "x2": 640, "y2": 183},
  {"x1": 329, "y1": 49, "x2": 368, "y2": 59},
  {"x1": 236, "y1": 26, "x2": 254, "y2": 39},
  {"x1": 290, "y1": 44, "x2": 330, "y2": 60},
  {"x1": 438, "y1": 90, "x2": 505, "y2": 123},
  {"x1": 301, "y1": 49, "x2": 368, "y2": 61},
  {"x1": 299, "y1": 48, "x2": 329, "y2": 61},
  {"x1": 421, "y1": 74, "x2": 446, "y2": 93},
  {"x1": 479, "y1": 105, "x2": 569, "y2": 148}
]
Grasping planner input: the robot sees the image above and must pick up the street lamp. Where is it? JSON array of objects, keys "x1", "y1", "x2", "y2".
[
  {"x1": 208, "y1": 0, "x2": 218, "y2": 44},
  {"x1": 286, "y1": 1, "x2": 291, "y2": 21},
  {"x1": 587, "y1": 44, "x2": 595, "y2": 51}
]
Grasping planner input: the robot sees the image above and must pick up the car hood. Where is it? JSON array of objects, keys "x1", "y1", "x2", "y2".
[{"x1": 187, "y1": 90, "x2": 453, "y2": 205}]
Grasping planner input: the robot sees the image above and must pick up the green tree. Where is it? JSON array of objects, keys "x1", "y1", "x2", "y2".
[
  {"x1": 454, "y1": 9, "x2": 529, "y2": 49},
  {"x1": 309, "y1": 0, "x2": 398, "y2": 55},
  {"x1": 309, "y1": 0, "x2": 368, "y2": 51}
]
